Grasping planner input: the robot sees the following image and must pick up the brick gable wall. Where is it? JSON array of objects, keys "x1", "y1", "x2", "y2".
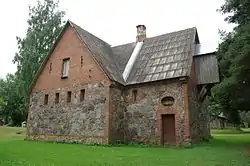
[{"x1": 27, "y1": 26, "x2": 112, "y2": 144}]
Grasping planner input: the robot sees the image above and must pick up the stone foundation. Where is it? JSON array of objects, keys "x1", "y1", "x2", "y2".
[{"x1": 26, "y1": 134, "x2": 107, "y2": 144}]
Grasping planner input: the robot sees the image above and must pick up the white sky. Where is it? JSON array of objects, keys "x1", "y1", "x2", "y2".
[{"x1": 0, "y1": 0, "x2": 235, "y2": 78}]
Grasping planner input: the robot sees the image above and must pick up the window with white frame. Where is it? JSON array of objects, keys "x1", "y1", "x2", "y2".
[{"x1": 62, "y1": 58, "x2": 70, "y2": 78}]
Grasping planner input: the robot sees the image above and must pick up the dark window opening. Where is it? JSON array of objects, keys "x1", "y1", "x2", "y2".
[
  {"x1": 67, "y1": 91, "x2": 72, "y2": 103},
  {"x1": 132, "y1": 89, "x2": 137, "y2": 102},
  {"x1": 81, "y1": 56, "x2": 83, "y2": 66},
  {"x1": 49, "y1": 62, "x2": 52, "y2": 73},
  {"x1": 80, "y1": 89, "x2": 85, "y2": 102},
  {"x1": 55, "y1": 93, "x2": 59, "y2": 104},
  {"x1": 44, "y1": 94, "x2": 48, "y2": 105}
]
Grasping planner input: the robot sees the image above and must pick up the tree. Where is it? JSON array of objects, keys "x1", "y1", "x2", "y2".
[
  {"x1": 0, "y1": 97, "x2": 5, "y2": 105},
  {"x1": 210, "y1": 0, "x2": 250, "y2": 126},
  {"x1": 240, "y1": 111, "x2": 250, "y2": 128},
  {"x1": 218, "y1": 0, "x2": 250, "y2": 25},
  {"x1": 0, "y1": 74, "x2": 24, "y2": 125},
  {"x1": 10, "y1": 0, "x2": 65, "y2": 124}
]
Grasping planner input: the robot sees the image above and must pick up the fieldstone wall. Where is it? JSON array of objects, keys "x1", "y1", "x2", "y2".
[
  {"x1": 26, "y1": 82, "x2": 108, "y2": 144},
  {"x1": 200, "y1": 98, "x2": 211, "y2": 139},
  {"x1": 109, "y1": 86, "x2": 126, "y2": 143},
  {"x1": 188, "y1": 82, "x2": 201, "y2": 142},
  {"x1": 188, "y1": 93, "x2": 211, "y2": 141},
  {"x1": 122, "y1": 80, "x2": 189, "y2": 145}
]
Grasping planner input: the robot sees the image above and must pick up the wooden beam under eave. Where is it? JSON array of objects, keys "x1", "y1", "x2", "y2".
[{"x1": 199, "y1": 84, "x2": 207, "y2": 101}]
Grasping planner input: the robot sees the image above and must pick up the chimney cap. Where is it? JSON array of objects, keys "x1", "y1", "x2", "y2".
[{"x1": 136, "y1": 25, "x2": 146, "y2": 29}]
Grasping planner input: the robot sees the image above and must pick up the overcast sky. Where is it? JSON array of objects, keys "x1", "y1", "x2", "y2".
[{"x1": 0, "y1": 0, "x2": 235, "y2": 78}]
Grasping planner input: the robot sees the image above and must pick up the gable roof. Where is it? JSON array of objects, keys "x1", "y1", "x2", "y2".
[
  {"x1": 125, "y1": 28, "x2": 198, "y2": 84},
  {"x1": 111, "y1": 42, "x2": 136, "y2": 74},
  {"x1": 72, "y1": 24, "x2": 198, "y2": 85},
  {"x1": 30, "y1": 21, "x2": 201, "y2": 92},
  {"x1": 70, "y1": 22, "x2": 125, "y2": 84},
  {"x1": 29, "y1": 21, "x2": 125, "y2": 93}
]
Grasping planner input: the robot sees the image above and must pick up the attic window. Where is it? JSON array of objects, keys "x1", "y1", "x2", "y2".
[
  {"x1": 81, "y1": 56, "x2": 83, "y2": 66},
  {"x1": 61, "y1": 58, "x2": 70, "y2": 78},
  {"x1": 49, "y1": 62, "x2": 52, "y2": 73}
]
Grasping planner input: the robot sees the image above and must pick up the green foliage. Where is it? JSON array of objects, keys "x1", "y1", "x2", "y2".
[
  {"x1": 0, "y1": 74, "x2": 26, "y2": 125},
  {"x1": 211, "y1": 24, "x2": 250, "y2": 124},
  {"x1": 0, "y1": 0, "x2": 65, "y2": 125},
  {"x1": 13, "y1": 0, "x2": 65, "y2": 93},
  {"x1": 218, "y1": 0, "x2": 250, "y2": 25},
  {"x1": 210, "y1": 0, "x2": 250, "y2": 125},
  {"x1": 240, "y1": 111, "x2": 250, "y2": 127},
  {"x1": 0, "y1": 98, "x2": 6, "y2": 106}
]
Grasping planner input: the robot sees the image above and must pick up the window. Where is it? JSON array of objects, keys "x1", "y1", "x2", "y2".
[
  {"x1": 49, "y1": 62, "x2": 52, "y2": 73},
  {"x1": 161, "y1": 96, "x2": 175, "y2": 106},
  {"x1": 81, "y1": 56, "x2": 83, "y2": 66},
  {"x1": 55, "y1": 93, "x2": 59, "y2": 104},
  {"x1": 62, "y1": 58, "x2": 70, "y2": 78},
  {"x1": 80, "y1": 89, "x2": 85, "y2": 102},
  {"x1": 67, "y1": 91, "x2": 72, "y2": 103},
  {"x1": 44, "y1": 94, "x2": 48, "y2": 105},
  {"x1": 132, "y1": 89, "x2": 137, "y2": 102}
]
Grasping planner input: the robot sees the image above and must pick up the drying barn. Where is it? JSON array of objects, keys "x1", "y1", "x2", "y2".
[{"x1": 26, "y1": 21, "x2": 219, "y2": 145}]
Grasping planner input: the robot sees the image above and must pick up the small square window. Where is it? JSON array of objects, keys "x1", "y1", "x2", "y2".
[
  {"x1": 67, "y1": 91, "x2": 72, "y2": 103},
  {"x1": 44, "y1": 94, "x2": 48, "y2": 105},
  {"x1": 62, "y1": 58, "x2": 70, "y2": 78},
  {"x1": 80, "y1": 89, "x2": 85, "y2": 102},
  {"x1": 55, "y1": 93, "x2": 59, "y2": 104}
]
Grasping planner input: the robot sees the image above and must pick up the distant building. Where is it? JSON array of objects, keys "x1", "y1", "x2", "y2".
[
  {"x1": 210, "y1": 113, "x2": 232, "y2": 129},
  {"x1": 0, "y1": 119, "x2": 3, "y2": 126},
  {"x1": 26, "y1": 20, "x2": 219, "y2": 146}
]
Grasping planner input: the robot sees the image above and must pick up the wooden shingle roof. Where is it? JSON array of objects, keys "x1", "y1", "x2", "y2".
[
  {"x1": 125, "y1": 28, "x2": 197, "y2": 84},
  {"x1": 30, "y1": 20, "x2": 219, "y2": 91},
  {"x1": 71, "y1": 21, "x2": 199, "y2": 85}
]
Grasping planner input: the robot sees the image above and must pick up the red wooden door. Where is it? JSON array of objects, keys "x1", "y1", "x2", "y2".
[{"x1": 162, "y1": 114, "x2": 176, "y2": 145}]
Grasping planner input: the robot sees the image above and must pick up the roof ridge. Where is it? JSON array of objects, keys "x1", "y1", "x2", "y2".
[
  {"x1": 68, "y1": 20, "x2": 125, "y2": 84},
  {"x1": 146, "y1": 27, "x2": 197, "y2": 40},
  {"x1": 112, "y1": 42, "x2": 136, "y2": 48}
]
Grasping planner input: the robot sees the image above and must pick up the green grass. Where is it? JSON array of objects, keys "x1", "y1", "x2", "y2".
[
  {"x1": 211, "y1": 128, "x2": 250, "y2": 134},
  {"x1": 0, "y1": 127, "x2": 250, "y2": 166}
]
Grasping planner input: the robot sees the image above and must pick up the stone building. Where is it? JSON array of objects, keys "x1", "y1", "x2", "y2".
[{"x1": 26, "y1": 20, "x2": 219, "y2": 145}]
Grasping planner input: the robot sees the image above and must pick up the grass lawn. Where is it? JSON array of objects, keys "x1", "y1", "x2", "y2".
[{"x1": 0, "y1": 127, "x2": 250, "y2": 166}]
